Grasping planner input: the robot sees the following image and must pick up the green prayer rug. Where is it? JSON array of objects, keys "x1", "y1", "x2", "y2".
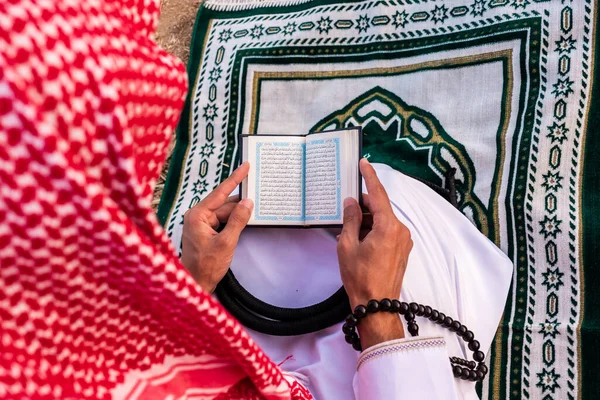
[{"x1": 157, "y1": 0, "x2": 600, "y2": 398}]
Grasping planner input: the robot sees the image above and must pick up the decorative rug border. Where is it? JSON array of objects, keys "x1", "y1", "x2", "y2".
[{"x1": 204, "y1": 0, "x2": 316, "y2": 12}]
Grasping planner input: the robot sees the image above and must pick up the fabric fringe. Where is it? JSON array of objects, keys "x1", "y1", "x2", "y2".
[{"x1": 204, "y1": 0, "x2": 315, "y2": 12}]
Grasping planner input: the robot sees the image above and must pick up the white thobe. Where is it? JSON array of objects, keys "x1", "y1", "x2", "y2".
[{"x1": 229, "y1": 163, "x2": 513, "y2": 399}]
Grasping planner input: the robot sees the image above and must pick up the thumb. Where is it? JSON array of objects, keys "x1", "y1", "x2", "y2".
[
  {"x1": 219, "y1": 198, "x2": 253, "y2": 241},
  {"x1": 340, "y1": 197, "x2": 362, "y2": 244}
]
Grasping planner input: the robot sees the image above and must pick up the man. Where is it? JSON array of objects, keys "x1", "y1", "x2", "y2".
[{"x1": 182, "y1": 159, "x2": 512, "y2": 399}]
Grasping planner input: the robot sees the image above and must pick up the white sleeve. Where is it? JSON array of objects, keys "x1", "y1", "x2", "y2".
[{"x1": 353, "y1": 337, "x2": 457, "y2": 400}]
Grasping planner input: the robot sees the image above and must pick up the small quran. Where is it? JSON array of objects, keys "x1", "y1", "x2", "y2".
[{"x1": 240, "y1": 127, "x2": 362, "y2": 227}]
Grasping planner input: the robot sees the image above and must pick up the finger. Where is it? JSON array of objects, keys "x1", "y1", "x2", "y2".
[
  {"x1": 184, "y1": 205, "x2": 220, "y2": 232},
  {"x1": 225, "y1": 195, "x2": 240, "y2": 204},
  {"x1": 215, "y1": 202, "x2": 238, "y2": 223},
  {"x1": 219, "y1": 198, "x2": 253, "y2": 241},
  {"x1": 360, "y1": 158, "x2": 393, "y2": 216},
  {"x1": 339, "y1": 197, "x2": 362, "y2": 245},
  {"x1": 201, "y1": 162, "x2": 250, "y2": 211},
  {"x1": 207, "y1": 213, "x2": 220, "y2": 230}
]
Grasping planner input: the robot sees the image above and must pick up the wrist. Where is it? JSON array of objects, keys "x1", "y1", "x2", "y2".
[
  {"x1": 194, "y1": 273, "x2": 219, "y2": 294},
  {"x1": 356, "y1": 311, "x2": 405, "y2": 350}
]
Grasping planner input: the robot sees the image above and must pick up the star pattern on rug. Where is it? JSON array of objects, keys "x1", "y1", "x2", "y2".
[
  {"x1": 555, "y1": 35, "x2": 576, "y2": 54},
  {"x1": 539, "y1": 319, "x2": 561, "y2": 339},
  {"x1": 547, "y1": 122, "x2": 569, "y2": 144},
  {"x1": 283, "y1": 22, "x2": 296, "y2": 36},
  {"x1": 200, "y1": 143, "x2": 216, "y2": 158},
  {"x1": 536, "y1": 368, "x2": 561, "y2": 393},
  {"x1": 539, "y1": 215, "x2": 562, "y2": 239},
  {"x1": 392, "y1": 10, "x2": 409, "y2": 29},
  {"x1": 219, "y1": 29, "x2": 233, "y2": 43},
  {"x1": 511, "y1": 0, "x2": 530, "y2": 9},
  {"x1": 203, "y1": 104, "x2": 218, "y2": 121},
  {"x1": 552, "y1": 77, "x2": 574, "y2": 98},
  {"x1": 208, "y1": 66, "x2": 222, "y2": 83},
  {"x1": 250, "y1": 24, "x2": 264, "y2": 39},
  {"x1": 316, "y1": 16, "x2": 332, "y2": 34},
  {"x1": 541, "y1": 268, "x2": 565, "y2": 291},
  {"x1": 192, "y1": 179, "x2": 209, "y2": 195},
  {"x1": 542, "y1": 171, "x2": 563, "y2": 192},
  {"x1": 470, "y1": 0, "x2": 486, "y2": 16},
  {"x1": 356, "y1": 14, "x2": 370, "y2": 33},
  {"x1": 431, "y1": 5, "x2": 449, "y2": 24}
]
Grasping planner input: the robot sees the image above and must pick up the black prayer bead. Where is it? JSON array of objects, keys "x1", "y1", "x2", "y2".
[
  {"x1": 436, "y1": 312, "x2": 446, "y2": 324},
  {"x1": 469, "y1": 370, "x2": 478, "y2": 382},
  {"x1": 478, "y1": 364, "x2": 488, "y2": 375},
  {"x1": 473, "y1": 351, "x2": 485, "y2": 362},
  {"x1": 453, "y1": 365, "x2": 462, "y2": 377},
  {"x1": 467, "y1": 361, "x2": 476, "y2": 369},
  {"x1": 468, "y1": 340, "x2": 480, "y2": 351},
  {"x1": 380, "y1": 298, "x2": 392, "y2": 311},
  {"x1": 424, "y1": 306, "x2": 432, "y2": 318},
  {"x1": 408, "y1": 322, "x2": 419, "y2": 336},
  {"x1": 342, "y1": 323, "x2": 354, "y2": 335},
  {"x1": 352, "y1": 340, "x2": 362, "y2": 352},
  {"x1": 353, "y1": 305, "x2": 367, "y2": 319},
  {"x1": 450, "y1": 357, "x2": 457, "y2": 363},
  {"x1": 409, "y1": 302, "x2": 419, "y2": 314},
  {"x1": 367, "y1": 299, "x2": 380, "y2": 313},
  {"x1": 457, "y1": 325, "x2": 468, "y2": 336},
  {"x1": 450, "y1": 320, "x2": 461, "y2": 332},
  {"x1": 345, "y1": 334, "x2": 355, "y2": 344},
  {"x1": 461, "y1": 368, "x2": 470, "y2": 380},
  {"x1": 399, "y1": 302, "x2": 409, "y2": 315},
  {"x1": 430, "y1": 310, "x2": 439, "y2": 321},
  {"x1": 404, "y1": 311, "x2": 415, "y2": 322},
  {"x1": 443, "y1": 316, "x2": 453, "y2": 328},
  {"x1": 463, "y1": 330, "x2": 474, "y2": 342},
  {"x1": 391, "y1": 300, "x2": 401, "y2": 313},
  {"x1": 476, "y1": 371, "x2": 485, "y2": 381},
  {"x1": 345, "y1": 314, "x2": 358, "y2": 327}
]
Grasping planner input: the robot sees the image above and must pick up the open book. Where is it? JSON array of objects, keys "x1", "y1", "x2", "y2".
[{"x1": 240, "y1": 127, "x2": 362, "y2": 227}]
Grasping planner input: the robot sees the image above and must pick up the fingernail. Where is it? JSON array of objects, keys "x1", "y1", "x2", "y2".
[
  {"x1": 240, "y1": 198, "x2": 253, "y2": 210},
  {"x1": 360, "y1": 157, "x2": 370, "y2": 165},
  {"x1": 344, "y1": 197, "x2": 354, "y2": 208},
  {"x1": 239, "y1": 161, "x2": 249, "y2": 168}
]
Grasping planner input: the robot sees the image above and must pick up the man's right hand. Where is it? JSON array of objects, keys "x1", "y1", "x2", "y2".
[{"x1": 336, "y1": 158, "x2": 413, "y2": 349}]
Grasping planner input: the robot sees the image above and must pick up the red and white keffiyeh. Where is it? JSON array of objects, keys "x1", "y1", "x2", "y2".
[{"x1": 0, "y1": 0, "x2": 312, "y2": 398}]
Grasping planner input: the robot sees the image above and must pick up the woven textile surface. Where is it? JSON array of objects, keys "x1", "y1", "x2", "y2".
[{"x1": 158, "y1": 0, "x2": 600, "y2": 398}]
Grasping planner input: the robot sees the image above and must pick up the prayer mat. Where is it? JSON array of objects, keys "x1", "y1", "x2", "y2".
[{"x1": 157, "y1": 0, "x2": 600, "y2": 399}]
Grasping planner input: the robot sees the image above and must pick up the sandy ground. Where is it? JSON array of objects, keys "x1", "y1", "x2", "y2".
[
  {"x1": 152, "y1": 0, "x2": 201, "y2": 209},
  {"x1": 156, "y1": 0, "x2": 200, "y2": 64}
]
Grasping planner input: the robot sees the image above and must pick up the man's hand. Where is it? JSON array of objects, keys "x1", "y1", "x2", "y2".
[
  {"x1": 337, "y1": 158, "x2": 413, "y2": 348},
  {"x1": 181, "y1": 162, "x2": 253, "y2": 293}
]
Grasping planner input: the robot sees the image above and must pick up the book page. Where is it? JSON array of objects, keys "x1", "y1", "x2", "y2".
[
  {"x1": 242, "y1": 136, "x2": 305, "y2": 225},
  {"x1": 305, "y1": 128, "x2": 360, "y2": 225},
  {"x1": 305, "y1": 136, "x2": 342, "y2": 223}
]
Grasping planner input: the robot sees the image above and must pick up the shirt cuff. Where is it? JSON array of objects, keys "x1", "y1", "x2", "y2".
[
  {"x1": 357, "y1": 336, "x2": 447, "y2": 371},
  {"x1": 353, "y1": 336, "x2": 457, "y2": 400}
]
